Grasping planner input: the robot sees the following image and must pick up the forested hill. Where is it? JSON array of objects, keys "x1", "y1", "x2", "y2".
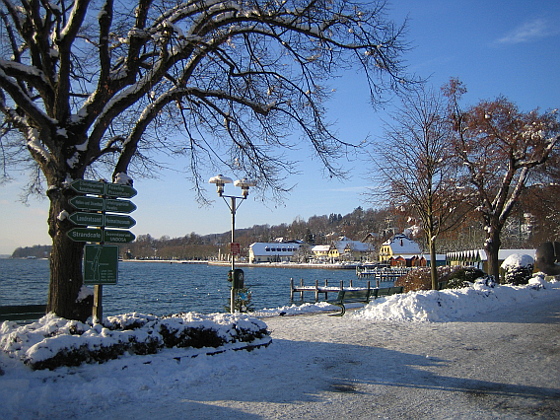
[
  {"x1": 11, "y1": 199, "x2": 548, "y2": 260},
  {"x1": 12, "y1": 207, "x2": 396, "y2": 259}
]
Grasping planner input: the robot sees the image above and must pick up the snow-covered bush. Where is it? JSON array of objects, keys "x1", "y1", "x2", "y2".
[
  {"x1": 0, "y1": 312, "x2": 270, "y2": 370},
  {"x1": 445, "y1": 266, "x2": 486, "y2": 289},
  {"x1": 396, "y1": 265, "x2": 482, "y2": 292},
  {"x1": 501, "y1": 254, "x2": 534, "y2": 285}
]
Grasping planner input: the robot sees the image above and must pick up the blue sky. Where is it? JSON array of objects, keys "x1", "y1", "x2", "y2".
[{"x1": 1, "y1": 0, "x2": 559, "y2": 254}]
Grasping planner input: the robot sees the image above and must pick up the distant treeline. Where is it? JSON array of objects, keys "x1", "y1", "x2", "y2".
[
  {"x1": 11, "y1": 245, "x2": 52, "y2": 259},
  {"x1": 11, "y1": 200, "x2": 550, "y2": 260}
]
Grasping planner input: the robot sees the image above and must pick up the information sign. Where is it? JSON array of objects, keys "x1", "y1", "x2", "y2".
[
  {"x1": 105, "y1": 183, "x2": 137, "y2": 198},
  {"x1": 103, "y1": 229, "x2": 136, "y2": 243},
  {"x1": 71, "y1": 179, "x2": 137, "y2": 198},
  {"x1": 70, "y1": 196, "x2": 105, "y2": 211},
  {"x1": 231, "y1": 242, "x2": 241, "y2": 256},
  {"x1": 104, "y1": 198, "x2": 137, "y2": 214},
  {"x1": 104, "y1": 214, "x2": 136, "y2": 229},
  {"x1": 83, "y1": 244, "x2": 118, "y2": 285},
  {"x1": 67, "y1": 228, "x2": 103, "y2": 243},
  {"x1": 68, "y1": 212, "x2": 104, "y2": 227},
  {"x1": 71, "y1": 179, "x2": 106, "y2": 195}
]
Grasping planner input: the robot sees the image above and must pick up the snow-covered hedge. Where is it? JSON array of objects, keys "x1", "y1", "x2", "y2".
[
  {"x1": 0, "y1": 312, "x2": 270, "y2": 370},
  {"x1": 501, "y1": 254, "x2": 534, "y2": 285}
]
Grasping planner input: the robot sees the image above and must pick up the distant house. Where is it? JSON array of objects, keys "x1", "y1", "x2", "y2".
[
  {"x1": 311, "y1": 244, "x2": 332, "y2": 260},
  {"x1": 248, "y1": 241, "x2": 302, "y2": 263},
  {"x1": 311, "y1": 237, "x2": 374, "y2": 262},
  {"x1": 379, "y1": 234, "x2": 423, "y2": 267}
]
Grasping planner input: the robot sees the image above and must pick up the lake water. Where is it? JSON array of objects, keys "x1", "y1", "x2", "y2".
[{"x1": 0, "y1": 259, "x2": 384, "y2": 316}]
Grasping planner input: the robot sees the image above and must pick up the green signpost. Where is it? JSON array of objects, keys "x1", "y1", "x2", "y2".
[{"x1": 66, "y1": 179, "x2": 138, "y2": 319}]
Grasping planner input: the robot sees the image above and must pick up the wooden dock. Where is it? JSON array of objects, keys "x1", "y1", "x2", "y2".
[{"x1": 290, "y1": 278, "x2": 375, "y2": 301}]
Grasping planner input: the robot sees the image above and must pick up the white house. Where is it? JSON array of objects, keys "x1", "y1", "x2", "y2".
[{"x1": 248, "y1": 242, "x2": 302, "y2": 263}]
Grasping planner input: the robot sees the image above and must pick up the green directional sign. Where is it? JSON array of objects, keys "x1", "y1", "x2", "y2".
[
  {"x1": 105, "y1": 183, "x2": 137, "y2": 198},
  {"x1": 67, "y1": 227, "x2": 103, "y2": 243},
  {"x1": 104, "y1": 198, "x2": 136, "y2": 214},
  {"x1": 71, "y1": 179, "x2": 106, "y2": 195},
  {"x1": 84, "y1": 244, "x2": 118, "y2": 285},
  {"x1": 70, "y1": 196, "x2": 105, "y2": 211},
  {"x1": 105, "y1": 214, "x2": 136, "y2": 229},
  {"x1": 103, "y1": 229, "x2": 135, "y2": 244},
  {"x1": 71, "y1": 179, "x2": 137, "y2": 198},
  {"x1": 69, "y1": 212, "x2": 104, "y2": 227}
]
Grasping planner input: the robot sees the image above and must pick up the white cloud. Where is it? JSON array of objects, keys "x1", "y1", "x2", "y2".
[{"x1": 496, "y1": 18, "x2": 557, "y2": 45}]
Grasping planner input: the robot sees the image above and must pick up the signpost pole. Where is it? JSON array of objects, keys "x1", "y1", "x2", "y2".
[{"x1": 93, "y1": 284, "x2": 103, "y2": 320}]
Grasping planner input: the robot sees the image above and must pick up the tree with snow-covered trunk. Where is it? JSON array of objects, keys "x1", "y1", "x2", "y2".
[
  {"x1": 443, "y1": 79, "x2": 560, "y2": 283},
  {"x1": 0, "y1": 0, "x2": 412, "y2": 320},
  {"x1": 369, "y1": 86, "x2": 465, "y2": 289}
]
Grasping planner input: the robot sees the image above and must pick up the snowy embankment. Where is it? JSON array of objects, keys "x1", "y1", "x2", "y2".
[
  {"x1": 254, "y1": 274, "x2": 557, "y2": 321},
  {"x1": 1, "y1": 275, "x2": 557, "y2": 371}
]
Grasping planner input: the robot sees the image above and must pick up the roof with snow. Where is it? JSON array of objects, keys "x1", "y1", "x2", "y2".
[
  {"x1": 447, "y1": 249, "x2": 536, "y2": 262},
  {"x1": 333, "y1": 237, "x2": 374, "y2": 253},
  {"x1": 382, "y1": 234, "x2": 421, "y2": 256}
]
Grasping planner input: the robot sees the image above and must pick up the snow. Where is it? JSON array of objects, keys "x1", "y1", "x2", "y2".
[
  {"x1": 1, "y1": 277, "x2": 559, "y2": 419},
  {"x1": 501, "y1": 253, "x2": 534, "y2": 269}
]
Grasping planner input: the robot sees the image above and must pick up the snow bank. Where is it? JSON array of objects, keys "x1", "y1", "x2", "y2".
[{"x1": 354, "y1": 276, "x2": 558, "y2": 322}]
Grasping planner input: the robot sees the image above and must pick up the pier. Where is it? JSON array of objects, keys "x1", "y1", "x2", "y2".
[{"x1": 290, "y1": 278, "x2": 375, "y2": 301}]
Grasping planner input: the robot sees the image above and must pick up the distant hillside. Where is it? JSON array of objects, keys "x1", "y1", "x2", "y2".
[
  {"x1": 12, "y1": 245, "x2": 52, "y2": 259},
  {"x1": 10, "y1": 200, "x2": 547, "y2": 260}
]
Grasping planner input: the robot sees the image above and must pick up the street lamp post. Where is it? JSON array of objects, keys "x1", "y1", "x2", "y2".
[{"x1": 209, "y1": 174, "x2": 256, "y2": 313}]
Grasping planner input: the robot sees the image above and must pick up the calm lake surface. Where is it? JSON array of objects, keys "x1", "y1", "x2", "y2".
[{"x1": 0, "y1": 259, "x2": 382, "y2": 316}]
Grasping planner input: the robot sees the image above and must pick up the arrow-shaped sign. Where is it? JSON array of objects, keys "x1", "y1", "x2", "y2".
[
  {"x1": 67, "y1": 228, "x2": 104, "y2": 243},
  {"x1": 71, "y1": 179, "x2": 137, "y2": 198},
  {"x1": 69, "y1": 196, "x2": 105, "y2": 212},
  {"x1": 69, "y1": 212, "x2": 136, "y2": 229},
  {"x1": 105, "y1": 214, "x2": 136, "y2": 229},
  {"x1": 70, "y1": 196, "x2": 136, "y2": 214},
  {"x1": 68, "y1": 212, "x2": 104, "y2": 227},
  {"x1": 103, "y1": 229, "x2": 136, "y2": 244},
  {"x1": 104, "y1": 198, "x2": 137, "y2": 214}
]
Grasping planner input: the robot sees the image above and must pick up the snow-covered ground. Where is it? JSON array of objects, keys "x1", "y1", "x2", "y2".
[{"x1": 1, "y1": 277, "x2": 559, "y2": 419}]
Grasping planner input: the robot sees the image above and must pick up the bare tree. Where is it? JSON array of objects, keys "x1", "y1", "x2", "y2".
[
  {"x1": 444, "y1": 79, "x2": 560, "y2": 282},
  {"x1": 369, "y1": 86, "x2": 463, "y2": 289},
  {"x1": 0, "y1": 0, "x2": 412, "y2": 319}
]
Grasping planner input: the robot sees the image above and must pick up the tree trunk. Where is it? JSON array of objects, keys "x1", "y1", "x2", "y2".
[
  {"x1": 46, "y1": 185, "x2": 93, "y2": 321},
  {"x1": 429, "y1": 238, "x2": 438, "y2": 290},
  {"x1": 485, "y1": 230, "x2": 502, "y2": 284}
]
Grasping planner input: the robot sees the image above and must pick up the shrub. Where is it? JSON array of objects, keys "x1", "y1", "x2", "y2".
[
  {"x1": 501, "y1": 254, "x2": 534, "y2": 285},
  {"x1": 395, "y1": 266, "x2": 487, "y2": 292},
  {"x1": 1, "y1": 312, "x2": 271, "y2": 370},
  {"x1": 445, "y1": 267, "x2": 486, "y2": 289}
]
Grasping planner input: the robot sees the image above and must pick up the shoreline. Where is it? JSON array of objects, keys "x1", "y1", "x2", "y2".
[{"x1": 122, "y1": 259, "x2": 361, "y2": 270}]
